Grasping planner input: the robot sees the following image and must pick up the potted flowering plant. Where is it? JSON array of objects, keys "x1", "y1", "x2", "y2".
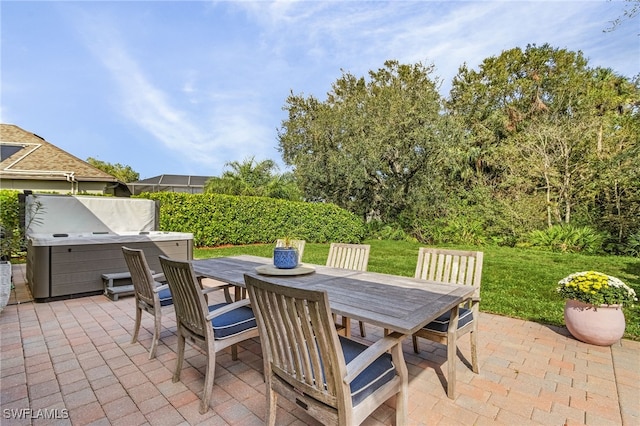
[
  {"x1": 273, "y1": 237, "x2": 300, "y2": 269},
  {"x1": 558, "y1": 271, "x2": 637, "y2": 306},
  {"x1": 558, "y1": 271, "x2": 637, "y2": 346}
]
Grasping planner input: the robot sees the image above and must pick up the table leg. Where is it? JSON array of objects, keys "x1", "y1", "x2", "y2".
[
  {"x1": 447, "y1": 305, "x2": 459, "y2": 399},
  {"x1": 342, "y1": 316, "x2": 352, "y2": 338},
  {"x1": 234, "y1": 286, "x2": 247, "y2": 301}
]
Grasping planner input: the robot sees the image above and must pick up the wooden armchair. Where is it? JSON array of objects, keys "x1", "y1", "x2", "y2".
[
  {"x1": 159, "y1": 256, "x2": 260, "y2": 414},
  {"x1": 326, "y1": 243, "x2": 370, "y2": 337},
  {"x1": 122, "y1": 246, "x2": 172, "y2": 359},
  {"x1": 244, "y1": 272, "x2": 407, "y2": 426},
  {"x1": 412, "y1": 247, "x2": 483, "y2": 398}
]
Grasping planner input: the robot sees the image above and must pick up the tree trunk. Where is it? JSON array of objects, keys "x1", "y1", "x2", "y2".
[
  {"x1": 543, "y1": 173, "x2": 552, "y2": 228},
  {"x1": 614, "y1": 180, "x2": 623, "y2": 242},
  {"x1": 563, "y1": 147, "x2": 572, "y2": 224},
  {"x1": 597, "y1": 123, "x2": 603, "y2": 155}
]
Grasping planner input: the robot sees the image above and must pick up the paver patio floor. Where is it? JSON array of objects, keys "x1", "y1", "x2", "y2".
[{"x1": 1, "y1": 264, "x2": 638, "y2": 425}]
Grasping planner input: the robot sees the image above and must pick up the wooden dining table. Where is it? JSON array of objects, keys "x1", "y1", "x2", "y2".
[
  {"x1": 192, "y1": 255, "x2": 474, "y2": 336},
  {"x1": 193, "y1": 254, "x2": 476, "y2": 398}
]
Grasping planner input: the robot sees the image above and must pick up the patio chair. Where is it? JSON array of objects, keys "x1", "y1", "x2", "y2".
[
  {"x1": 326, "y1": 243, "x2": 370, "y2": 337},
  {"x1": 412, "y1": 247, "x2": 483, "y2": 398},
  {"x1": 244, "y1": 272, "x2": 408, "y2": 426},
  {"x1": 275, "y1": 238, "x2": 306, "y2": 261},
  {"x1": 159, "y1": 255, "x2": 260, "y2": 414},
  {"x1": 122, "y1": 246, "x2": 173, "y2": 359}
]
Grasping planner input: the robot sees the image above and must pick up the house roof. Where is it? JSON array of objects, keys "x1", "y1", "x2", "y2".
[
  {"x1": 0, "y1": 124, "x2": 118, "y2": 183},
  {"x1": 132, "y1": 174, "x2": 211, "y2": 186},
  {"x1": 127, "y1": 174, "x2": 211, "y2": 194}
]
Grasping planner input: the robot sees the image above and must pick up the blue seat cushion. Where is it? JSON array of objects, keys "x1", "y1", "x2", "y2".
[
  {"x1": 339, "y1": 336, "x2": 397, "y2": 406},
  {"x1": 423, "y1": 307, "x2": 474, "y2": 333},
  {"x1": 208, "y1": 303, "x2": 257, "y2": 340},
  {"x1": 158, "y1": 287, "x2": 173, "y2": 306}
]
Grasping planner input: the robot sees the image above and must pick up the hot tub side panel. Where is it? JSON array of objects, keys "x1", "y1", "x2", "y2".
[
  {"x1": 28, "y1": 238, "x2": 193, "y2": 301},
  {"x1": 26, "y1": 242, "x2": 51, "y2": 300}
]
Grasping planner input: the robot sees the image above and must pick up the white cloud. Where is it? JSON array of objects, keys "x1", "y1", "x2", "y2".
[
  {"x1": 235, "y1": 1, "x2": 636, "y2": 85},
  {"x1": 4, "y1": 0, "x2": 635, "y2": 178},
  {"x1": 72, "y1": 8, "x2": 276, "y2": 174}
]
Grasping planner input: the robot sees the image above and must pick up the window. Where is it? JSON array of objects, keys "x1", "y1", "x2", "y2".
[{"x1": 1, "y1": 144, "x2": 24, "y2": 161}]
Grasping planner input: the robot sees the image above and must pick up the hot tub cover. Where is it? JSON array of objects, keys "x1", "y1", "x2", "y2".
[
  {"x1": 26, "y1": 194, "x2": 157, "y2": 235},
  {"x1": 28, "y1": 231, "x2": 194, "y2": 247}
]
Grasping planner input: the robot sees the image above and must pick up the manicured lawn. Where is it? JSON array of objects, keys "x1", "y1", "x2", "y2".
[{"x1": 195, "y1": 240, "x2": 640, "y2": 340}]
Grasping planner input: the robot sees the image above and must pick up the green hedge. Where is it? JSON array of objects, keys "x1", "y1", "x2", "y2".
[
  {"x1": 0, "y1": 190, "x2": 366, "y2": 252},
  {"x1": 0, "y1": 190, "x2": 21, "y2": 259},
  {"x1": 138, "y1": 192, "x2": 366, "y2": 247}
]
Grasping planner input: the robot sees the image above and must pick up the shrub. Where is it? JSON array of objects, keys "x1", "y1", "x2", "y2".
[
  {"x1": 366, "y1": 222, "x2": 415, "y2": 242},
  {"x1": 0, "y1": 190, "x2": 47, "y2": 259},
  {"x1": 410, "y1": 216, "x2": 486, "y2": 246},
  {"x1": 0, "y1": 190, "x2": 21, "y2": 260},
  {"x1": 604, "y1": 231, "x2": 640, "y2": 257},
  {"x1": 624, "y1": 232, "x2": 640, "y2": 257},
  {"x1": 528, "y1": 224, "x2": 605, "y2": 254},
  {"x1": 138, "y1": 192, "x2": 366, "y2": 247}
]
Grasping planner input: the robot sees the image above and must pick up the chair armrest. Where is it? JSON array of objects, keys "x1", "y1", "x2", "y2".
[
  {"x1": 151, "y1": 272, "x2": 166, "y2": 282},
  {"x1": 344, "y1": 331, "x2": 404, "y2": 384},
  {"x1": 153, "y1": 283, "x2": 169, "y2": 292},
  {"x1": 462, "y1": 296, "x2": 480, "y2": 309},
  {"x1": 199, "y1": 282, "x2": 235, "y2": 303},
  {"x1": 206, "y1": 298, "x2": 252, "y2": 321},
  {"x1": 202, "y1": 286, "x2": 221, "y2": 295}
]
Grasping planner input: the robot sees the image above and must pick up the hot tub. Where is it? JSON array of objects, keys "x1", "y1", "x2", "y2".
[
  {"x1": 27, "y1": 231, "x2": 193, "y2": 301},
  {"x1": 24, "y1": 195, "x2": 194, "y2": 301}
]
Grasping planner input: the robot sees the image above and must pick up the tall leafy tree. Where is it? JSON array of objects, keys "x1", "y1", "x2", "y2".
[
  {"x1": 204, "y1": 157, "x2": 302, "y2": 201},
  {"x1": 448, "y1": 44, "x2": 639, "y2": 244},
  {"x1": 590, "y1": 71, "x2": 640, "y2": 245},
  {"x1": 86, "y1": 157, "x2": 139, "y2": 183},
  {"x1": 278, "y1": 60, "x2": 454, "y2": 222}
]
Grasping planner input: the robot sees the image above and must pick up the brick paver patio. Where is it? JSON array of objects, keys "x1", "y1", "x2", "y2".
[{"x1": 1, "y1": 264, "x2": 638, "y2": 425}]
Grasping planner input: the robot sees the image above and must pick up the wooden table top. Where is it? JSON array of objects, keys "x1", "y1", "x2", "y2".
[{"x1": 193, "y1": 255, "x2": 474, "y2": 335}]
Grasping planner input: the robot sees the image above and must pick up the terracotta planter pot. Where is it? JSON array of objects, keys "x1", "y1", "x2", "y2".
[{"x1": 564, "y1": 299, "x2": 625, "y2": 346}]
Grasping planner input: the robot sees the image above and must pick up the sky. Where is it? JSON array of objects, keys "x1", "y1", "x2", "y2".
[{"x1": 2, "y1": 1, "x2": 638, "y2": 180}]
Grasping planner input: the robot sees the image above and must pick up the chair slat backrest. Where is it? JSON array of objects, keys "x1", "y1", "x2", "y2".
[
  {"x1": 414, "y1": 248, "x2": 483, "y2": 298},
  {"x1": 122, "y1": 246, "x2": 156, "y2": 305},
  {"x1": 326, "y1": 243, "x2": 370, "y2": 271},
  {"x1": 244, "y1": 273, "x2": 348, "y2": 408},
  {"x1": 159, "y1": 256, "x2": 211, "y2": 340},
  {"x1": 275, "y1": 239, "x2": 306, "y2": 261}
]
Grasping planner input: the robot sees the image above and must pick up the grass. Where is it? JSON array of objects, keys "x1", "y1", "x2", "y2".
[{"x1": 195, "y1": 239, "x2": 640, "y2": 341}]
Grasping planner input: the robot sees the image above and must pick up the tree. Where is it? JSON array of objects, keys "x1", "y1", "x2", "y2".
[
  {"x1": 605, "y1": 0, "x2": 640, "y2": 32},
  {"x1": 86, "y1": 157, "x2": 140, "y2": 183},
  {"x1": 278, "y1": 60, "x2": 454, "y2": 223},
  {"x1": 514, "y1": 114, "x2": 598, "y2": 226},
  {"x1": 590, "y1": 72, "x2": 640, "y2": 246},
  {"x1": 448, "y1": 44, "x2": 640, "y2": 245},
  {"x1": 204, "y1": 157, "x2": 302, "y2": 201}
]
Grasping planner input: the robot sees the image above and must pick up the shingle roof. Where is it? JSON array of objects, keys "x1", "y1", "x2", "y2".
[{"x1": 0, "y1": 124, "x2": 118, "y2": 182}]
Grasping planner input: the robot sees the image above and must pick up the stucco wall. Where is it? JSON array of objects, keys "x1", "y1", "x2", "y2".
[{"x1": 0, "y1": 178, "x2": 112, "y2": 195}]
